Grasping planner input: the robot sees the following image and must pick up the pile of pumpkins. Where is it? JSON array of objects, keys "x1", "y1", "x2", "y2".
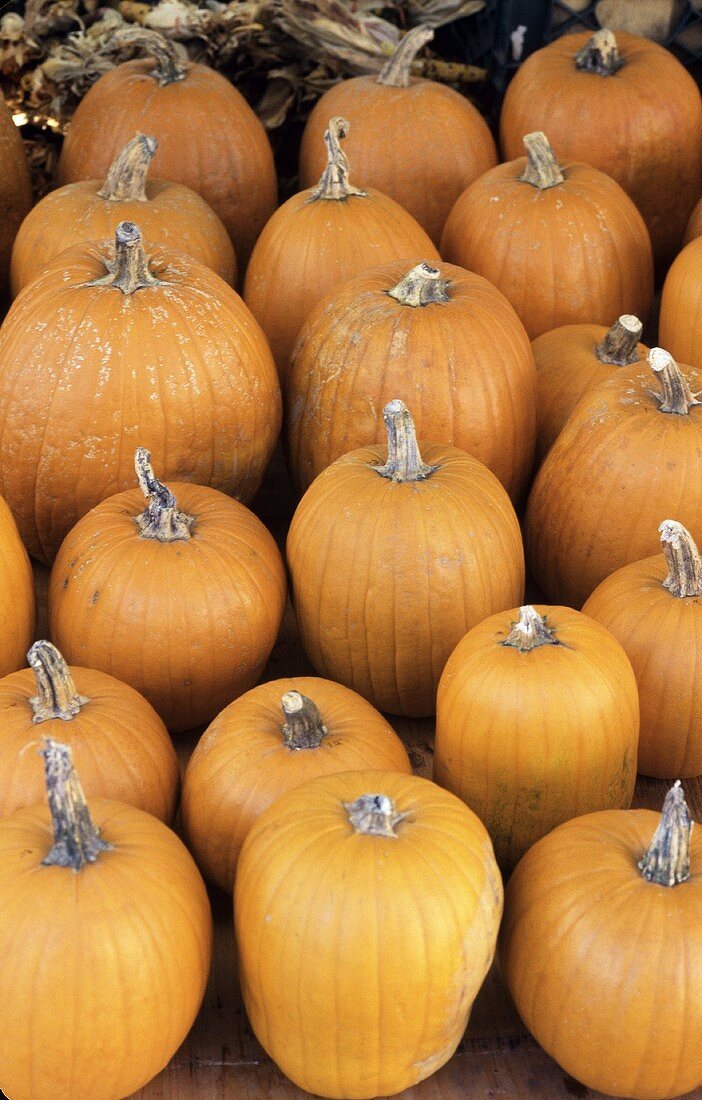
[{"x1": 0, "y1": 21, "x2": 701, "y2": 1100}]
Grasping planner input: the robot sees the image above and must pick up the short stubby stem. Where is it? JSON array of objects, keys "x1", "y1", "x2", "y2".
[
  {"x1": 659, "y1": 520, "x2": 702, "y2": 598},
  {"x1": 306, "y1": 117, "x2": 367, "y2": 203},
  {"x1": 574, "y1": 29, "x2": 623, "y2": 76},
  {"x1": 387, "y1": 263, "x2": 451, "y2": 307},
  {"x1": 639, "y1": 781, "x2": 692, "y2": 886},
  {"x1": 41, "y1": 738, "x2": 112, "y2": 871},
  {"x1": 371, "y1": 399, "x2": 438, "y2": 482},
  {"x1": 501, "y1": 606, "x2": 561, "y2": 652},
  {"x1": 28, "y1": 641, "x2": 90, "y2": 723},
  {"x1": 97, "y1": 134, "x2": 158, "y2": 203},
  {"x1": 344, "y1": 793, "x2": 408, "y2": 837},
  {"x1": 377, "y1": 26, "x2": 434, "y2": 87},
  {"x1": 89, "y1": 221, "x2": 161, "y2": 295},
  {"x1": 595, "y1": 315, "x2": 643, "y2": 366},
  {"x1": 520, "y1": 132, "x2": 565, "y2": 190},
  {"x1": 649, "y1": 348, "x2": 701, "y2": 415},
  {"x1": 134, "y1": 447, "x2": 194, "y2": 542},
  {"x1": 281, "y1": 691, "x2": 328, "y2": 749}
]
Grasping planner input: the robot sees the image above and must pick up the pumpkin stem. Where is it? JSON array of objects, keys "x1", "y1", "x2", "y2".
[
  {"x1": 28, "y1": 641, "x2": 90, "y2": 723},
  {"x1": 344, "y1": 793, "x2": 408, "y2": 838},
  {"x1": 134, "y1": 447, "x2": 194, "y2": 542},
  {"x1": 659, "y1": 520, "x2": 702, "y2": 598},
  {"x1": 639, "y1": 781, "x2": 693, "y2": 886},
  {"x1": 280, "y1": 691, "x2": 328, "y2": 749},
  {"x1": 520, "y1": 132, "x2": 565, "y2": 190},
  {"x1": 89, "y1": 221, "x2": 162, "y2": 295},
  {"x1": 501, "y1": 606, "x2": 561, "y2": 652},
  {"x1": 97, "y1": 134, "x2": 158, "y2": 203},
  {"x1": 574, "y1": 28, "x2": 623, "y2": 76},
  {"x1": 649, "y1": 348, "x2": 701, "y2": 415},
  {"x1": 306, "y1": 117, "x2": 367, "y2": 203},
  {"x1": 41, "y1": 738, "x2": 112, "y2": 871},
  {"x1": 377, "y1": 26, "x2": 434, "y2": 87},
  {"x1": 112, "y1": 27, "x2": 189, "y2": 85},
  {"x1": 595, "y1": 315, "x2": 643, "y2": 366},
  {"x1": 387, "y1": 263, "x2": 451, "y2": 307},
  {"x1": 371, "y1": 399, "x2": 438, "y2": 482}
]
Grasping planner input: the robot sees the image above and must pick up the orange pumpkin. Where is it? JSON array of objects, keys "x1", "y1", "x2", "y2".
[
  {"x1": 659, "y1": 235, "x2": 702, "y2": 372},
  {"x1": 441, "y1": 131, "x2": 653, "y2": 340},
  {"x1": 434, "y1": 604, "x2": 638, "y2": 871},
  {"x1": 11, "y1": 133, "x2": 236, "y2": 295},
  {"x1": 57, "y1": 28, "x2": 275, "y2": 269},
  {"x1": 244, "y1": 116, "x2": 439, "y2": 375},
  {"x1": 500, "y1": 783, "x2": 702, "y2": 1099},
  {"x1": 0, "y1": 493, "x2": 35, "y2": 677},
  {"x1": 0, "y1": 90, "x2": 31, "y2": 298},
  {"x1": 0, "y1": 738, "x2": 212, "y2": 1100},
  {"x1": 48, "y1": 449, "x2": 287, "y2": 732},
  {"x1": 181, "y1": 676, "x2": 412, "y2": 892},
  {"x1": 235, "y1": 769, "x2": 503, "y2": 1098},
  {"x1": 284, "y1": 259, "x2": 536, "y2": 502},
  {"x1": 298, "y1": 27, "x2": 497, "y2": 245}
]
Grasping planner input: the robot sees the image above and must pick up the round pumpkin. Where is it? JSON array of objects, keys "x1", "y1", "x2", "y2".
[
  {"x1": 48, "y1": 449, "x2": 287, "y2": 732},
  {"x1": 499, "y1": 28, "x2": 702, "y2": 273},
  {"x1": 244, "y1": 116, "x2": 439, "y2": 375},
  {"x1": 0, "y1": 492, "x2": 35, "y2": 677},
  {"x1": 434, "y1": 604, "x2": 639, "y2": 871},
  {"x1": 284, "y1": 259, "x2": 536, "y2": 502},
  {"x1": 440, "y1": 131, "x2": 653, "y2": 340},
  {"x1": 11, "y1": 132, "x2": 236, "y2": 295},
  {"x1": 286, "y1": 400, "x2": 524, "y2": 716},
  {"x1": 56, "y1": 28, "x2": 276, "y2": 269},
  {"x1": 0, "y1": 220, "x2": 281, "y2": 563},
  {"x1": 0, "y1": 738, "x2": 213, "y2": 1100},
  {"x1": 0, "y1": 639, "x2": 179, "y2": 823},
  {"x1": 0, "y1": 90, "x2": 32, "y2": 298},
  {"x1": 659, "y1": 235, "x2": 702, "y2": 372},
  {"x1": 235, "y1": 769, "x2": 503, "y2": 1099},
  {"x1": 298, "y1": 27, "x2": 497, "y2": 245},
  {"x1": 181, "y1": 676, "x2": 412, "y2": 892},
  {"x1": 500, "y1": 782, "x2": 702, "y2": 1099}
]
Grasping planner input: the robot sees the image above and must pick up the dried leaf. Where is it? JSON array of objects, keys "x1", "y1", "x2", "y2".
[{"x1": 407, "y1": 0, "x2": 485, "y2": 29}]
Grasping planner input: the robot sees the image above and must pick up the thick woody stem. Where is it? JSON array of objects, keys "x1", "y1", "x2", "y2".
[
  {"x1": 595, "y1": 315, "x2": 643, "y2": 366},
  {"x1": 41, "y1": 738, "x2": 112, "y2": 871},
  {"x1": 371, "y1": 399, "x2": 438, "y2": 482},
  {"x1": 97, "y1": 134, "x2": 158, "y2": 202},
  {"x1": 89, "y1": 221, "x2": 161, "y2": 295},
  {"x1": 280, "y1": 691, "x2": 328, "y2": 750},
  {"x1": 501, "y1": 606, "x2": 561, "y2": 652},
  {"x1": 377, "y1": 26, "x2": 434, "y2": 87},
  {"x1": 306, "y1": 117, "x2": 367, "y2": 203},
  {"x1": 28, "y1": 641, "x2": 89, "y2": 723},
  {"x1": 134, "y1": 447, "x2": 194, "y2": 542},
  {"x1": 574, "y1": 29, "x2": 623, "y2": 76},
  {"x1": 112, "y1": 28, "x2": 189, "y2": 85},
  {"x1": 344, "y1": 793, "x2": 408, "y2": 837},
  {"x1": 520, "y1": 132, "x2": 565, "y2": 190},
  {"x1": 649, "y1": 348, "x2": 701, "y2": 415},
  {"x1": 659, "y1": 520, "x2": 702, "y2": 598},
  {"x1": 639, "y1": 781, "x2": 693, "y2": 886},
  {"x1": 387, "y1": 263, "x2": 451, "y2": 307}
]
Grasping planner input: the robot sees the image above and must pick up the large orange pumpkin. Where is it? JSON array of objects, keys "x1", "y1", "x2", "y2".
[{"x1": 0, "y1": 492, "x2": 35, "y2": 677}]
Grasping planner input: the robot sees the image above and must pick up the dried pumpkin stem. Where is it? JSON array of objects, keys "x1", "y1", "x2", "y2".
[
  {"x1": 344, "y1": 793, "x2": 408, "y2": 838},
  {"x1": 41, "y1": 738, "x2": 112, "y2": 871},
  {"x1": 112, "y1": 27, "x2": 189, "y2": 85},
  {"x1": 377, "y1": 26, "x2": 434, "y2": 88},
  {"x1": 387, "y1": 263, "x2": 450, "y2": 307},
  {"x1": 28, "y1": 641, "x2": 89, "y2": 723},
  {"x1": 502, "y1": 606, "x2": 561, "y2": 652},
  {"x1": 371, "y1": 399, "x2": 438, "y2": 482},
  {"x1": 574, "y1": 29, "x2": 623, "y2": 76},
  {"x1": 649, "y1": 348, "x2": 701, "y2": 415},
  {"x1": 307, "y1": 117, "x2": 367, "y2": 203},
  {"x1": 659, "y1": 520, "x2": 702, "y2": 598},
  {"x1": 90, "y1": 221, "x2": 161, "y2": 295},
  {"x1": 134, "y1": 447, "x2": 194, "y2": 542},
  {"x1": 595, "y1": 315, "x2": 643, "y2": 366},
  {"x1": 97, "y1": 134, "x2": 158, "y2": 203},
  {"x1": 639, "y1": 781, "x2": 692, "y2": 886},
  {"x1": 520, "y1": 132, "x2": 564, "y2": 190},
  {"x1": 280, "y1": 691, "x2": 328, "y2": 749}
]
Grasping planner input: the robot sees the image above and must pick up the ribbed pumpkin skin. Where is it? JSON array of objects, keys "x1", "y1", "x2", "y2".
[
  {"x1": 499, "y1": 31, "x2": 702, "y2": 273},
  {"x1": 181, "y1": 676, "x2": 412, "y2": 892},
  {"x1": 440, "y1": 158, "x2": 653, "y2": 340},
  {"x1": 244, "y1": 190, "x2": 439, "y2": 374},
  {"x1": 298, "y1": 78, "x2": 497, "y2": 244},
  {"x1": 286, "y1": 443, "x2": 524, "y2": 716},
  {"x1": 500, "y1": 807, "x2": 702, "y2": 1099},
  {"x1": 235, "y1": 770, "x2": 503, "y2": 1099},
  {"x1": 533, "y1": 322, "x2": 648, "y2": 462},
  {"x1": 434, "y1": 605, "x2": 638, "y2": 871},
  {"x1": 0, "y1": 495, "x2": 35, "y2": 677},
  {"x1": 48, "y1": 484, "x2": 287, "y2": 732},
  {"x1": 0, "y1": 94, "x2": 32, "y2": 298},
  {"x1": 0, "y1": 799, "x2": 213, "y2": 1100},
  {"x1": 525, "y1": 364, "x2": 702, "y2": 607},
  {"x1": 659, "y1": 238, "x2": 702, "y2": 371},
  {"x1": 0, "y1": 665, "x2": 179, "y2": 823},
  {"x1": 57, "y1": 59, "x2": 276, "y2": 269},
  {"x1": 284, "y1": 260, "x2": 536, "y2": 501},
  {"x1": 10, "y1": 177, "x2": 236, "y2": 296},
  {"x1": 583, "y1": 555, "x2": 702, "y2": 778},
  {"x1": 0, "y1": 238, "x2": 281, "y2": 564}
]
